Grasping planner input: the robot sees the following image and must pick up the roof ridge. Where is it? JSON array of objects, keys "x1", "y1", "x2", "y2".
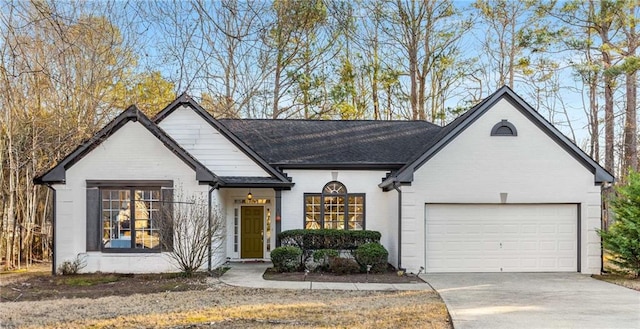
[{"x1": 218, "y1": 118, "x2": 436, "y2": 123}]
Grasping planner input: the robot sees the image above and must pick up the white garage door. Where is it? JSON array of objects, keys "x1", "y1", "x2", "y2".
[{"x1": 425, "y1": 204, "x2": 578, "y2": 272}]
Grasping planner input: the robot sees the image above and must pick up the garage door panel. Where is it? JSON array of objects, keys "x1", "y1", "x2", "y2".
[
  {"x1": 558, "y1": 224, "x2": 574, "y2": 233},
  {"x1": 558, "y1": 241, "x2": 574, "y2": 251},
  {"x1": 539, "y1": 225, "x2": 557, "y2": 233},
  {"x1": 425, "y1": 204, "x2": 578, "y2": 273},
  {"x1": 522, "y1": 224, "x2": 537, "y2": 233}
]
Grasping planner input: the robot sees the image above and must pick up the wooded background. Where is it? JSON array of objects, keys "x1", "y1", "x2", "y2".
[{"x1": 1, "y1": 0, "x2": 638, "y2": 270}]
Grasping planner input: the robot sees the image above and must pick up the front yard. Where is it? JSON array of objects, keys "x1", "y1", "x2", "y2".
[{"x1": 0, "y1": 265, "x2": 451, "y2": 329}]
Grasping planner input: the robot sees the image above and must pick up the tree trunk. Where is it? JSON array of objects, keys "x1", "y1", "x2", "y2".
[
  {"x1": 272, "y1": 49, "x2": 283, "y2": 119},
  {"x1": 603, "y1": 71, "x2": 615, "y2": 174},
  {"x1": 623, "y1": 70, "x2": 638, "y2": 175},
  {"x1": 622, "y1": 2, "x2": 638, "y2": 176},
  {"x1": 589, "y1": 77, "x2": 599, "y2": 160},
  {"x1": 372, "y1": 36, "x2": 380, "y2": 120},
  {"x1": 409, "y1": 47, "x2": 419, "y2": 120}
]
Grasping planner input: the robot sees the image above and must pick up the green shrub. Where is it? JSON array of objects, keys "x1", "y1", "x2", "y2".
[
  {"x1": 328, "y1": 257, "x2": 360, "y2": 275},
  {"x1": 312, "y1": 249, "x2": 339, "y2": 271},
  {"x1": 599, "y1": 171, "x2": 640, "y2": 277},
  {"x1": 354, "y1": 243, "x2": 389, "y2": 273},
  {"x1": 279, "y1": 229, "x2": 381, "y2": 255},
  {"x1": 270, "y1": 246, "x2": 302, "y2": 272}
]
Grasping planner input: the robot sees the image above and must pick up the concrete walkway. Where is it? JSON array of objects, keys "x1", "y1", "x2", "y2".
[
  {"x1": 219, "y1": 262, "x2": 433, "y2": 291},
  {"x1": 422, "y1": 273, "x2": 640, "y2": 329}
]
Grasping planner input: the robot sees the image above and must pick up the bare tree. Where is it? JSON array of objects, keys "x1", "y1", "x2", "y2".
[
  {"x1": 0, "y1": 0, "x2": 140, "y2": 270},
  {"x1": 160, "y1": 191, "x2": 225, "y2": 275},
  {"x1": 386, "y1": 0, "x2": 469, "y2": 121}
]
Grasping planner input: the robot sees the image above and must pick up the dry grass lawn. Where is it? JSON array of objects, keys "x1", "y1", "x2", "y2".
[
  {"x1": 0, "y1": 266, "x2": 451, "y2": 329},
  {"x1": 593, "y1": 257, "x2": 640, "y2": 292},
  {"x1": 592, "y1": 273, "x2": 640, "y2": 292}
]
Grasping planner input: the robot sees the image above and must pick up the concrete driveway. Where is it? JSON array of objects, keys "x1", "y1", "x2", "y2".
[{"x1": 422, "y1": 273, "x2": 640, "y2": 329}]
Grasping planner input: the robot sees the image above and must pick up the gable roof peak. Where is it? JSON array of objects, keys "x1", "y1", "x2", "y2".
[
  {"x1": 34, "y1": 103, "x2": 218, "y2": 185},
  {"x1": 152, "y1": 94, "x2": 293, "y2": 185},
  {"x1": 175, "y1": 92, "x2": 192, "y2": 102},
  {"x1": 152, "y1": 92, "x2": 200, "y2": 122},
  {"x1": 379, "y1": 86, "x2": 613, "y2": 189}
]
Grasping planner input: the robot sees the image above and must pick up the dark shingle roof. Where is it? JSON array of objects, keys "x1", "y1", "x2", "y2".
[
  {"x1": 219, "y1": 176, "x2": 294, "y2": 187},
  {"x1": 218, "y1": 119, "x2": 443, "y2": 168}
]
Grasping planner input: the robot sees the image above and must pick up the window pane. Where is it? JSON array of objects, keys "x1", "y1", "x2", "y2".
[
  {"x1": 323, "y1": 196, "x2": 345, "y2": 229},
  {"x1": 348, "y1": 195, "x2": 364, "y2": 230},
  {"x1": 323, "y1": 181, "x2": 346, "y2": 194},
  {"x1": 305, "y1": 195, "x2": 321, "y2": 229},
  {"x1": 102, "y1": 189, "x2": 131, "y2": 248},
  {"x1": 134, "y1": 190, "x2": 160, "y2": 249}
]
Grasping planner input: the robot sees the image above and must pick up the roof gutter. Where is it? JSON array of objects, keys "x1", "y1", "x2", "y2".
[
  {"x1": 207, "y1": 183, "x2": 219, "y2": 272},
  {"x1": 45, "y1": 184, "x2": 57, "y2": 276}
]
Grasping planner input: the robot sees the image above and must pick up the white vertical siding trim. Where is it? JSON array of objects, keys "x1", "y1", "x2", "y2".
[{"x1": 158, "y1": 105, "x2": 269, "y2": 176}]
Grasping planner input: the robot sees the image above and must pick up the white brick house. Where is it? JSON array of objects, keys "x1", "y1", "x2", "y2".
[{"x1": 35, "y1": 86, "x2": 613, "y2": 274}]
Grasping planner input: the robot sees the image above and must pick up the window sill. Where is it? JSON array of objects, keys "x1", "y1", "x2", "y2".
[{"x1": 100, "y1": 248, "x2": 164, "y2": 254}]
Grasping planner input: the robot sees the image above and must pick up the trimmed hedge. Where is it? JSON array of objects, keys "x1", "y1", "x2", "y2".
[
  {"x1": 278, "y1": 229, "x2": 381, "y2": 251},
  {"x1": 270, "y1": 246, "x2": 302, "y2": 272},
  {"x1": 354, "y1": 242, "x2": 389, "y2": 273},
  {"x1": 312, "y1": 249, "x2": 339, "y2": 271}
]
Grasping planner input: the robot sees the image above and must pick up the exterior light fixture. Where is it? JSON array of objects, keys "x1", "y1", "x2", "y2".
[{"x1": 247, "y1": 191, "x2": 253, "y2": 200}]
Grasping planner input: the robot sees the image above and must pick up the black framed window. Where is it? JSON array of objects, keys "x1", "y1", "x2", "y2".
[
  {"x1": 101, "y1": 188, "x2": 161, "y2": 250},
  {"x1": 304, "y1": 181, "x2": 365, "y2": 230},
  {"x1": 86, "y1": 181, "x2": 173, "y2": 253}
]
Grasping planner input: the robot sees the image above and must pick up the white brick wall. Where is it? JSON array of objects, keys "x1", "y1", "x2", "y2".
[
  {"x1": 401, "y1": 98, "x2": 603, "y2": 274},
  {"x1": 56, "y1": 122, "x2": 215, "y2": 273},
  {"x1": 280, "y1": 170, "x2": 395, "y2": 260}
]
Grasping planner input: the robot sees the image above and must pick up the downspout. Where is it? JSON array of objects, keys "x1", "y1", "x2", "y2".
[
  {"x1": 46, "y1": 184, "x2": 57, "y2": 276},
  {"x1": 207, "y1": 184, "x2": 217, "y2": 272},
  {"x1": 392, "y1": 181, "x2": 404, "y2": 271},
  {"x1": 275, "y1": 189, "x2": 282, "y2": 247},
  {"x1": 600, "y1": 183, "x2": 611, "y2": 274}
]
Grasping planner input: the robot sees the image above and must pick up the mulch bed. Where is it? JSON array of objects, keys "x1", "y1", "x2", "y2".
[{"x1": 263, "y1": 267, "x2": 424, "y2": 284}]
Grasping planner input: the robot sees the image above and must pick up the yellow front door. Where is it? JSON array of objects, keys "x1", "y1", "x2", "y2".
[{"x1": 241, "y1": 206, "x2": 264, "y2": 258}]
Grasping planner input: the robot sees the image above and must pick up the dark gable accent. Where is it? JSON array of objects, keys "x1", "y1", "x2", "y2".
[
  {"x1": 491, "y1": 119, "x2": 518, "y2": 136},
  {"x1": 379, "y1": 85, "x2": 614, "y2": 190},
  {"x1": 153, "y1": 94, "x2": 293, "y2": 186},
  {"x1": 86, "y1": 187, "x2": 101, "y2": 251},
  {"x1": 34, "y1": 105, "x2": 217, "y2": 185}
]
